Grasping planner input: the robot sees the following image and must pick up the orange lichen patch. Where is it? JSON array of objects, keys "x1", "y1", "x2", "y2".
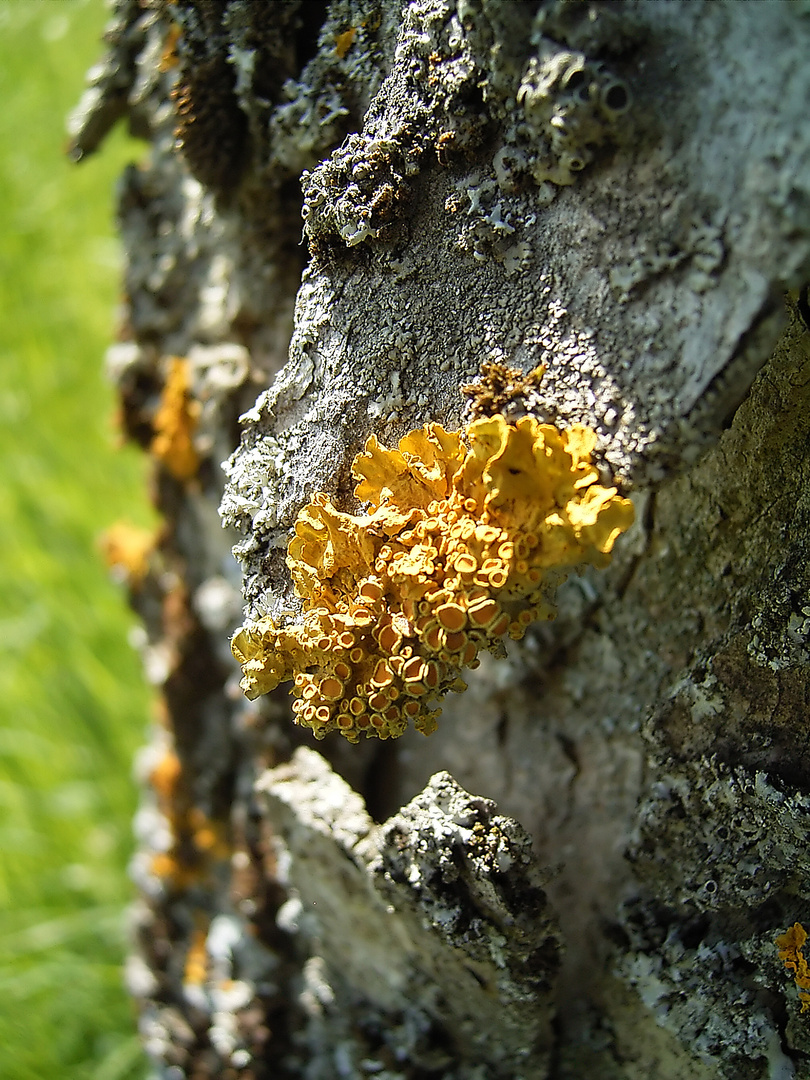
[
  {"x1": 150, "y1": 851, "x2": 183, "y2": 883},
  {"x1": 160, "y1": 23, "x2": 181, "y2": 72},
  {"x1": 776, "y1": 923, "x2": 810, "y2": 1012},
  {"x1": 184, "y1": 921, "x2": 210, "y2": 987},
  {"x1": 99, "y1": 521, "x2": 156, "y2": 582},
  {"x1": 151, "y1": 357, "x2": 200, "y2": 481},
  {"x1": 148, "y1": 808, "x2": 230, "y2": 891},
  {"x1": 146, "y1": 744, "x2": 230, "y2": 890},
  {"x1": 149, "y1": 749, "x2": 183, "y2": 803},
  {"x1": 232, "y1": 413, "x2": 634, "y2": 741},
  {"x1": 335, "y1": 27, "x2": 357, "y2": 59},
  {"x1": 188, "y1": 807, "x2": 228, "y2": 857}
]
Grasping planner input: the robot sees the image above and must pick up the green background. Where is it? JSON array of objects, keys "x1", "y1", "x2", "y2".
[{"x1": 0, "y1": 1, "x2": 154, "y2": 1077}]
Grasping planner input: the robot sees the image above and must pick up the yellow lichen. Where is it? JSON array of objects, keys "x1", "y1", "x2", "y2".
[
  {"x1": 151, "y1": 357, "x2": 200, "y2": 481},
  {"x1": 146, "y1": 746, "x2": 230, "y2": 890},
  {"x1": 776, "y1": 923, "x2": 810, "y2": 1012},
  {"x1": 335, "y1": 27, "x2": 357, "y2": 59},
  {"x1": 159, "y1": 23, "x2": 181, "y2": 73},
  {"x1": 183, "y1": 919, "x2": 210, "y2": 988},
  {"x1": 99, "y1": 521, "x2": 155, "y2": 583},
  {"x1": 232, "y1": 414, "x2": 634, "y2": 742}
]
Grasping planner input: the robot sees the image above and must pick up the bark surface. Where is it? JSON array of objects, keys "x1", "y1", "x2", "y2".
[{"x1": 72, "y1": 2, "x2": 810, "y2": 1077}]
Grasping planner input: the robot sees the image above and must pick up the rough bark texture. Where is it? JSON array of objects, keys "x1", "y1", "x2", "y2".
[{"x1": 71, "y1": 2, "x2": 810, "y2": 1077}]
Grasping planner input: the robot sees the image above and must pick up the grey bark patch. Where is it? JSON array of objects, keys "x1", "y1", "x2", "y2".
[{"x1": 257, "y1": 746, "x2": 561, "y2": 1078}]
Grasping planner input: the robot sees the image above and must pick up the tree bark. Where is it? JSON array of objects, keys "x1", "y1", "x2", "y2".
[{"x1": 72, "y1": 2, "x2": 810, "y2": 1077}]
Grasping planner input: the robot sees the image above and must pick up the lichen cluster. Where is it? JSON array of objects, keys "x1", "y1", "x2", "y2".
[
  {"x1": 100, "y1": 521, "x2": 156, "y2": 584},
  {"x1": 516, "y1": 41, "x2": 631, "y2": 192},
  {"x1": 139, "y1": 742, "x2": 230, "y2": 893},
  {"x1": 151, "y1": 356, "x2": 200, "y2": 481},
  {"x1": 232, "y1": 414, "x2": 633, "y2": 741},
  {"x1": 301, "y1": 132, "x2": 413, "y2": 248},
  {"x1": 776, "y1": 923, "x2": 810, "y2": 1013}
]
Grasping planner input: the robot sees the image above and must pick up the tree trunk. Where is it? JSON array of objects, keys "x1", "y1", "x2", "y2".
[{"x1": 71, "y1": 2, "x2": 810, "y2": 1077}]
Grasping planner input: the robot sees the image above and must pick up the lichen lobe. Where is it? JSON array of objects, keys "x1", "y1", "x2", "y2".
[{"x1": 232, "y1": 413, "x2": 633, "y2": 741}]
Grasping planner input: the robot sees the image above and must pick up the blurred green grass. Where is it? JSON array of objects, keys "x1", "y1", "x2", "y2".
[{"x1": 0, "y1": 2, "x2": 154, "y2": 1077}]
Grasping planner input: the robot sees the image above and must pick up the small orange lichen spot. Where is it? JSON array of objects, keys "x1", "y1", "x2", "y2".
[
  {"x1": 145, "y1": 743, "x2": 231, "y2": 890},
  {"x1": 148, "y1": 749, "x2": 182, "y2": 803},
  {"x1": 99, "y1": 521, "x2": 155, "y2": 582},
  {"x1": 151, "y1": 357, "x2": 200, "y2": 481},
  {"x1": 150, "y1": 852, "x2": 180, "y2": 882},
  {"x1": 184, "y1": 922, "x2": 209, "y2": 987},
  {"x1": 232, "y1": 405, "x2": 634, "y2": 742},
  {"x1": 335, "y1": 27, "x2": 357, "y2": 59},
  {"x1": 776, "y1": 923, "x2": 810, "y2": 1012},
  {"x1": 160, "y1": 23, "x2": 181, "y2": 72}
]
